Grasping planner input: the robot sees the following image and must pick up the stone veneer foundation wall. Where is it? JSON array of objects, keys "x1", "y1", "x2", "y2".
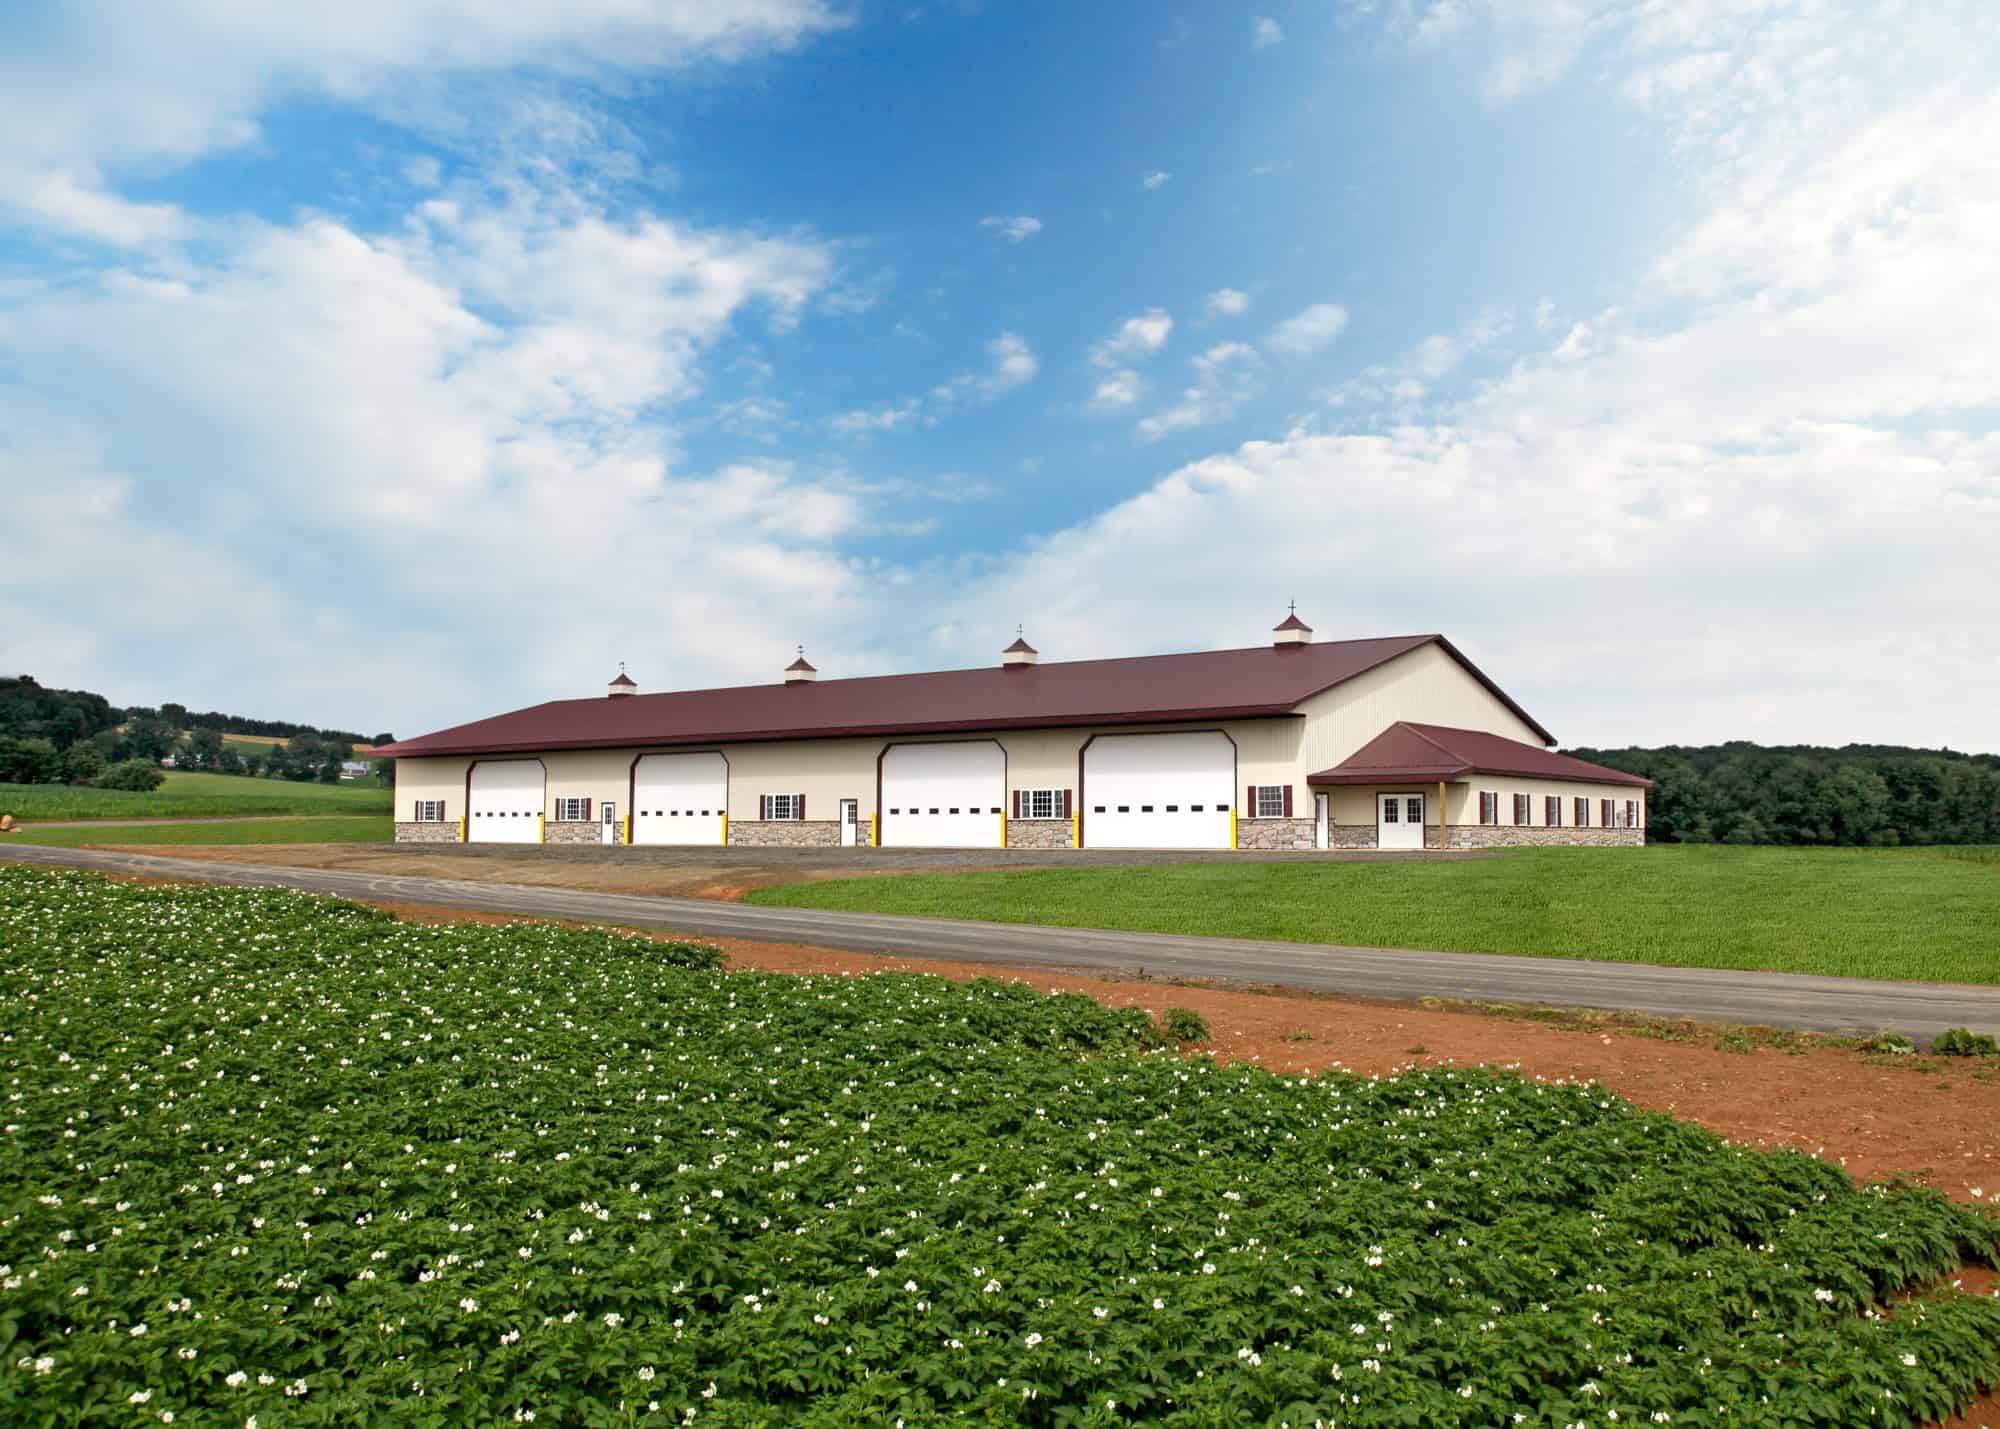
[
  {"x1": 1447, "y1": 825, "x2": 1643, "y2": 848},
  {"x1": 544, "y1": 820, "x2": 603, "y2": 846},
  {"x1": 394, "y1": 821, "x2": 460, "y2": 844},
  {"x1": 1006, "y1": 819, "x2": 1074, "y2": 849},
  {"x1": 729, "y1": 819, "x2": 842, "y2": 847},
  {"x1": 1326, "y1": 823, "x2": 1378, "y2": 849},
  {"x1": 1236, "y1": 817, "x2": 1318, "y2": 850}
]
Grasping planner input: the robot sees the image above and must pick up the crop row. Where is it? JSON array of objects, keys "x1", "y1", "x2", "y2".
[{"x1": 0, "y1": 867, "x2": 1995, "y2": 1426}]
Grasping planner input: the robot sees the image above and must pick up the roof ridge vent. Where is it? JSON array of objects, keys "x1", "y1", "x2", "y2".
[
  {"x1": 784, "y1": 645, "x2": 819, "y2": 684},
  {"x1": 1002, "y1": 626, "x2": 1039, "y2": 668},
  {"x1": 1272, "y1": 602, "x2": 1313, "y2": 647}
]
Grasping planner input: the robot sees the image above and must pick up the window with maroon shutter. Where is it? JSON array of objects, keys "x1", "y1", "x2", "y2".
[
  {"x1": 1062, "y1": 788, "x2": 1072, "y2": 819},
  {"x1": 760, "y1": 794, "x2": 770, "y2": 820},
  {"x1": 1281, "y1": 785, "x2": 1293, "y2": 818},
  {"x1": 1575, "y1": 796, "x2": 1589, "y2": 827},
  {"x1": 1012, "y1": 790, "x2": 1023, "y2": 818},
  {"x1": 1626, "y1": 799, "x2": 1640, "y2": 829},
  {"x1": 1546, "y1": 795, "x2": 1561, "y2": 826},
  {"x1": 796, "y1": 794, "x2": 805, "y2": 820},
  {"x1": 1478, "y1": 791, "x2": 1496, "y2": 825},
  {"x1": 1601, "y1": 798, "x2": 1613, "y2": 827},
  {"x1": 1246, "y1": 785, "x2": 1256, "y2": 819},
  {"x1": 414, "y1": 799, "x2": 445, "y2": 823},
  {"x1": 1513, "y1": 793, "x2": 1530, "y2": 825}
]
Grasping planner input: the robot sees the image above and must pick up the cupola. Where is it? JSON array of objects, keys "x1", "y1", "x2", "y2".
[
  {"x1": 1271, "y1": 604, "x2": 1313, "y2": 647},
  {"x1": 1001, "y1": 629, "x2": 1039, "y2": 668},
  {"x1": 607, "y1": 664, "x2": 638, "y2": 697},
  {"x1": 784, "y1": 647, "x2": 819, "y2": 684}
]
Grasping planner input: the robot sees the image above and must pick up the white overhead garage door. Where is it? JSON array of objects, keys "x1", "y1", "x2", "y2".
[
  {"x1": 880, "y1": 741, "x2": 1004, "y2": 848},
  {"x1": 1083, "y1": 732, "x2": 1234, "y2": 849},
  {"x1": 632, "y1": 752, "x2": 727, "y2": 846},
  {"x1": 468, "y1": 760, "x2": 545, "y2": 844}
]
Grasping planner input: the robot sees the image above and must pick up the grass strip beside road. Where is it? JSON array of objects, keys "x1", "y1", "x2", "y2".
[
  {"x1": 0, "y1": 769, "x2": 392, "y2": 820},
  {"x1": 0, "y1": 815, "x2": 394, "y2": 847},
  {"x1": 745, "y1": 844, "x2": 2000, "y2": 986}
]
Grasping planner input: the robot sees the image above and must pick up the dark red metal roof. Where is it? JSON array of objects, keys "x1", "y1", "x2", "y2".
[
  {"x1": 1308, "y1": 722, "x2": 1651, "y2": 788},
  {"x1": 372, "y1": 635, "x2": 1555, "y2": 759}
]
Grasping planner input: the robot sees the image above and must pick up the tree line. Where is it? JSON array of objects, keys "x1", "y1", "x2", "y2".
[
  {"x1": 0, "y1": 675, "x2": 394, "y2": 791},
  {"x1": 1568, "y1": 741, "x2": 2000, "y2": 846}
]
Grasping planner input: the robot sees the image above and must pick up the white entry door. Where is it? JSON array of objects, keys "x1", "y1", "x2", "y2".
[
  {"x1": 632, "y1": 753, "x2": 727, "y2": 845},
  {"x1": 1083, "y1": 731, "x2": 1234, "y2": 849},
  {"x1": 1377, "y1": 793, "x2": 1425, "y2": 850},
  {"x1": 880, "y1": 742, "x2": 1004, "y2": 847},
  {"x1": 1314, "y1": 793, "x2": 1329, "y2": 850},
  {"x1": 601, "y1": 802, "x2": 619, "y2": 845},
  {"x1": 468, "y1": 760, "x2": 544, "y2": 844},
  {"x1": 839, "y1": 799, "x2": 859, "y2": 846}
]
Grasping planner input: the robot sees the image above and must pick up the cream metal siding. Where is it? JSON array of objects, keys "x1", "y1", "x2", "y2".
[
  {"x1": 1448, "y1": 776, "x2": 1645, "y2": 828},
  {"x1": 393, "y1": 755, "x2": 472, "y2": 820},
  {"x1": 1293, "y1": 643, "x2": 1546, "y2": 774}
]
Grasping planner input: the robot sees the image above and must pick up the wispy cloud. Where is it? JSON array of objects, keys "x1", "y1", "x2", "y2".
[
  {"x1": 1204, "y1": 287, "x2": 1250, "y2": 319},
  {"x1": 831, "y1": 399, "x2": 922, "y2": 436},
  {"x1": 933, "y1": 330, "x2": 1039, "y2": 404},
  {"x1": 1253, "y1": 17, "x2": 1283, "y2": 48},
  {"x1": 1264, "y1": 302, "x2": 1349, "y2": 356},
  {"x1": 1089, "y1": 308, "x2": 1174, "y2": 367},
  {"x1": 1141, "y1": 170, "x2": 1172, "y2": 191},
  {"x1": 979, "y1": 214, "x2": 1042, "y2": 244},
  {"x1": 1135, "y1": 342, "x2": 1262, "y2": 440}
]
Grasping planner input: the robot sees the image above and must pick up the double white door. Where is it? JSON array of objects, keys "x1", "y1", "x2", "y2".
[{"x1": 1377, "y1": 793, "x2": 1426, "y2": 850}]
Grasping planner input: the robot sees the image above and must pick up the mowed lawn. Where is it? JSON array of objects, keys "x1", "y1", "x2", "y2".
[
  {"x1": 0, "y1": 770, "x2": 392, "y2": 820},
  {"x1": 747, "y1": 845, "x2": 2000, "y2": 985},
  {"x1": 1, "y1": 814, "x2": 394, "y2": 847}
]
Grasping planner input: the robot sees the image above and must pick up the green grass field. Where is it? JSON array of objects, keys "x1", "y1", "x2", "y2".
[
  {"x1": 0, "y1": 769, "x2": 392, "y2": 820},
  {"x1": 747, "y1": 844, "x2": 2000, "y2": 985},
  {"x1": 4, "y1": 866, "x2": 1996, "y2": 1426},
  {"x1": 1, "y1": 814, "x2": 393, "y2": 847}
]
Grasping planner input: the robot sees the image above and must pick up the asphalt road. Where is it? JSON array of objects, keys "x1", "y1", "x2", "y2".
[{"x1": 6, "y1": 843, "x2": 1996, "y2": 1045}]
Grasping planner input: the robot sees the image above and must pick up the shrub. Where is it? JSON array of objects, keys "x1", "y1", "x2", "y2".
[
  {"x1": 1933, "y1": 1026, "x2": 2000, "y2": 1057},
  {"x1": 93, "y1": 758, "x2": 166, "y2": 791},
  {"x1": 1162, "y1": 1005, "x2": 1211, "y2": 1043},
  {"x1": 1860, "y1": 1029, "x2": 1917, "y2": 1054}
]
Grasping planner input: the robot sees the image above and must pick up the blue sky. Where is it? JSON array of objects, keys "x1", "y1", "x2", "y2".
[{"x1": 2, "y1": 0, "x2": 1996, "y2": 750}]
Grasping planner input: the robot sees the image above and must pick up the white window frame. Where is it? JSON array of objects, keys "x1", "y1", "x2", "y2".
[
  {"x1": 767, "y1": 793, "x2": 801, "y2": 822},
  {"x1": 1545, "y1": 795, "x2": 1562, "y2": 827},
  {"x1": 1253, "y1": 785, "x2": 1286, "y2": 819},
  {"x1": 1575, "y1": 796, "x2": 1590, "y2": 828},
  {"x1": 414, "y1": 799, "x2": 445, "y2": 824},
  {"x1": 1625, "y1": 799, "x2": 1642, "y2": 829},
  {"x1": 1479, "y1": 791, "x2": 1498, "y2": 825},
  {"x1": 1513, "y1": 793, "x2": 1532, "y2": 826},
  {"x1": 1022, "y1": 787, "x2": 1062, "y2": 821},
  {"x1": 554, "y1": 796, "x2": 590, "y2": 822}
]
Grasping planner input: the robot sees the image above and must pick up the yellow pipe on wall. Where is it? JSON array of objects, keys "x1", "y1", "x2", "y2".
[
  {"x1": 1000, "y1": 812, "x2": 1007, "y2": 848},
  {"x1": 1072, "y1": 811, "x2": 1080, "y2": 849},
  {"x1": 871, "y1": 812, "x2": 879, "y2": 847},
  {"x1": 1230, "y1": 810, "x2": 1238, "y2": 849},
  {"x1": 538, "y1": 813, "x2": 545, "y2": 845},
  {"x1": 625, "y1": 814, "x2": 632, "y2": 846},
  {"x1": 459, "y1": 816, "x2": 467, "y2": 844},
  {"x1": 720, "y1": 813, "x2": 728, "y2": 846}
]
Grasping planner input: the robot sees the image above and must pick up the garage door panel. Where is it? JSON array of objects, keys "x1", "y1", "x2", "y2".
[
  {"x1": 633, "y1": 753, "x2": 727, "y2": 846},
  {"x1": 1084, "y1": 733, "x2": 1233, "y2": 850},
  {"x1": 468, "y1": 760, "x2": 545, "y2": 844},
  {"x1": 881, "y1": 741, "x2": 1004, "y2": 848}
]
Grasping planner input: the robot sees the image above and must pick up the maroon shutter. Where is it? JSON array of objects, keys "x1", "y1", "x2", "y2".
[
  {"x1": 1012, "y1": 789, "x2": 1022, "y2": 818},
  {"x1": 1246, "y1": 785, "x2": 1256, "y2": 819},
  {"x1": 583, "y1": 798, "x2": 591, "y2": 821},
  {"x1": 1061, "y1": 788, "x2": 1072, "y2": 819},
  {"x1": 438, "y1": 800, "x2": 445, "y2": 821},
  {"x1": 760, "y1": 794, "x2": 769, "y2": 820},
  {"x1": 796, "y1": 794, "x2": 805, "y2": 820},
  {"x1": 1281, "y1": 784, "x2": 1293, "y2": 818}
]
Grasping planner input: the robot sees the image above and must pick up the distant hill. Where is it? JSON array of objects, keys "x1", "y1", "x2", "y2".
[
  {"x1": 1, "y1": 675, "x2": 387, "y2": 749},
  {"x1": 1568, "y1": 741, "x2": 2000, "y2": 846}
]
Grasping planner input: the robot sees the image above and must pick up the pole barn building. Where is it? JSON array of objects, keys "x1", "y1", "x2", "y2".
[{"x1": 372, "y1": 614, "x2": 1650, "y2": 852}]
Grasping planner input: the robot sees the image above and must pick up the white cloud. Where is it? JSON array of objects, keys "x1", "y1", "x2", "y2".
[
  {"x1": 1134, "y1": 342, "x2": 1262, "y2": 441},
  {"x1": 979, "y1": 214, "x2": 1043, "y2": 244},
  {"x1": 0, "y1": 0, "x2": 845, "y2": 238},
  {"x1": 831, "y1": 399, "x2": 921, "y2": 435},
  {"x1": 1253, "y1": 17, "x2": 1284, "y2": 48},
  {"x1": 1264, "y1": 302, "x2": 1349, "y2": 356},
  {"x1": 402, "y1": 154, "x2": 443, "y2": 189},
  {"x1": 1204, "y1": 287, "x2": 1251, "y2": 319},
  {"x1": 1141, "y1": 171, "x2": 1172, "y2": 191},
  {"x1": 1327, "y1": 306, "x2": 1511, "y2": 414},
  {"x1": 1087, "y1": 369, "x2": 1146, "y2": 413},
  {"x1": 1089, "y1": 308, "x2": 1174, "y2": 367},
  {"x1": 20, "y1": 170, "x2": 186, "y2": 246},
  {"x1": 932, "y1": 330, "x2": 1039, "y2": 406}
]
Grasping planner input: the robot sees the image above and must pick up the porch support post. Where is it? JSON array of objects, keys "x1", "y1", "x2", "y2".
[{"x1": 1436, "y1": 781, "x2": 1446, "y2": 850}]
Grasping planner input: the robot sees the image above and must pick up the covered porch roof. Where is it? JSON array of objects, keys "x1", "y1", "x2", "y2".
[{"x1": 1309, "y1": 722, "x2": 1653, "y2": 788}]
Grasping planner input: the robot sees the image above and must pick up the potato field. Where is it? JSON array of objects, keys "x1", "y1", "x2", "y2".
[{"x1": 1, "y1": 867, "x2": 1996, "y2": 1426}]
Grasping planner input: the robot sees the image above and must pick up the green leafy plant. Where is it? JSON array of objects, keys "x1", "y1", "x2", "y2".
[
  {"x1": 1161, "y1": 1005, "x2": 1211, "y2": 1043},
  {"x1": 0, "y1": 866, "x2": 1996, "y2": 1427},
  {"x1": 1861, "y1": 1029, "x2": 1919, "y2": 1054},
  {"x1": 1933, "y1": 1026, "x2": 2000, "y2": 1057}
]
